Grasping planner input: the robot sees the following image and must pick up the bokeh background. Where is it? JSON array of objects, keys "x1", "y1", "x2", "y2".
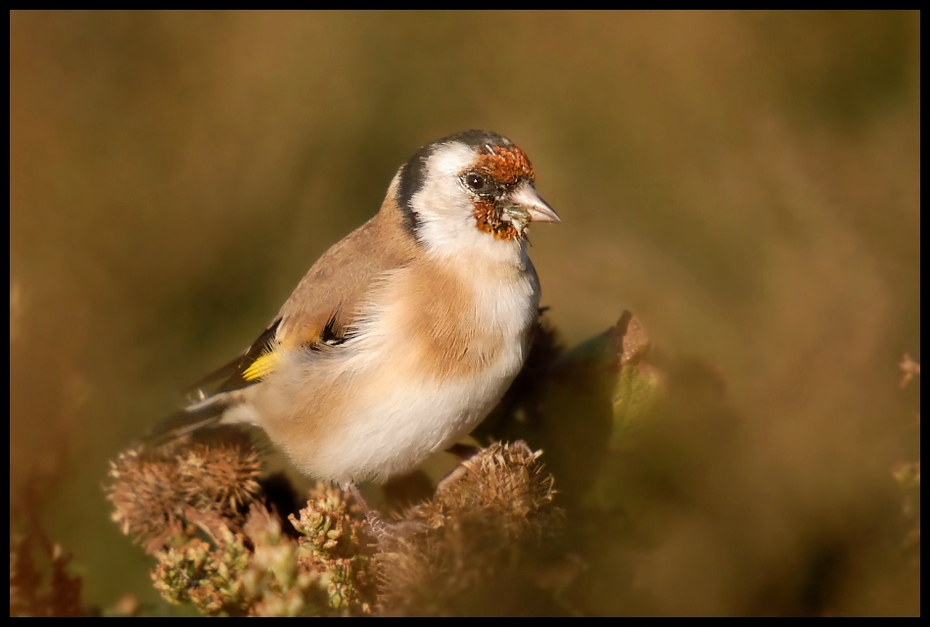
[{"x1": 10, "y1": 11, "x2": 919, "y2": 615}]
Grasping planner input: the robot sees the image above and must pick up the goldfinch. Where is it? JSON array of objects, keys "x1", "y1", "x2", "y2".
[{"x1": 152, "y1": 130, "x2": 560, "y2": 490}]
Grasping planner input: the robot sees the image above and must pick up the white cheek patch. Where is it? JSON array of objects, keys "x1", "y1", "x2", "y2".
[{"x1": 411, "y1": 143, "x2": 521, "y2": 261}]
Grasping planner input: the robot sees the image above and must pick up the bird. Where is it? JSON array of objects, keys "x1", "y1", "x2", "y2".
[{"x1": 150, "y1": 129, "x2": 560, "y2": 496}]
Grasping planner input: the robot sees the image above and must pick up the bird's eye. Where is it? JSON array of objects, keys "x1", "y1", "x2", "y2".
[{"x1": 464, "y1": 172, "x2": 487, "y2": 192}]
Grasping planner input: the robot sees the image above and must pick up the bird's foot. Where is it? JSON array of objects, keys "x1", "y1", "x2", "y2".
[{"x1": 345, "y1": 483, "x2": 429, "y2": 546}]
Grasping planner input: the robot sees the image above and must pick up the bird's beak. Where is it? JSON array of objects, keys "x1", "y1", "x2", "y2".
[{"x1": 508, "y1": 184, "x2": 561, "y2": 223}]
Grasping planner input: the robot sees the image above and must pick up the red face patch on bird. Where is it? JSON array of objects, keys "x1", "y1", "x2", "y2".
[
  {"x1": 475, "y1": 145, "x2": 536, "y2": 186},
  {"x1": 473, "y1": 199, "x2": 521, "y2": 241},
  {"x1": 462, "y1": 144, "x2": 536, "y2": 241},
  {"x1": 469, "y1": 144, "x2": 536, "y2": 241}
]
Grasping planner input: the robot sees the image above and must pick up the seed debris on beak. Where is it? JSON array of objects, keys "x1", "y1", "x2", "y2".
[{"x1": 507, "y1": 184, "x2": 561, "y2": 224}]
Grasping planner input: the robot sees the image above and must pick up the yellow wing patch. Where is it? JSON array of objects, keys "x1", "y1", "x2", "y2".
[{"x1": 242, "y1": 350, "x2": 282, "y2": 382}]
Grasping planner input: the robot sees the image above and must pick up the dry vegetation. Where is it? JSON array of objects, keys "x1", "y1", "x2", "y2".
[
  {"x1": 10, "y1": 11, "x2": 919, "y2": 616},
  {"x1": 103, "y1": 432, "x2": 559, "y2": 616}
]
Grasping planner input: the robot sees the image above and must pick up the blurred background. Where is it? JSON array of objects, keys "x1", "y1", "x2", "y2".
[{"x1": 10, "y1": 11, "x2": 919, "y2": 615}]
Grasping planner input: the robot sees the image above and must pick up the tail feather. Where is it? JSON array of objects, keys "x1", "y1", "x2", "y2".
[{"x1": 146, "y1": 395, "x2": 231, "y2": 444}]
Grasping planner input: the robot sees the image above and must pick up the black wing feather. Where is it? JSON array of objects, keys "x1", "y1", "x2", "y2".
[{"x1": 184, "y1": 319, "x2": 282, "y2": 396}]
